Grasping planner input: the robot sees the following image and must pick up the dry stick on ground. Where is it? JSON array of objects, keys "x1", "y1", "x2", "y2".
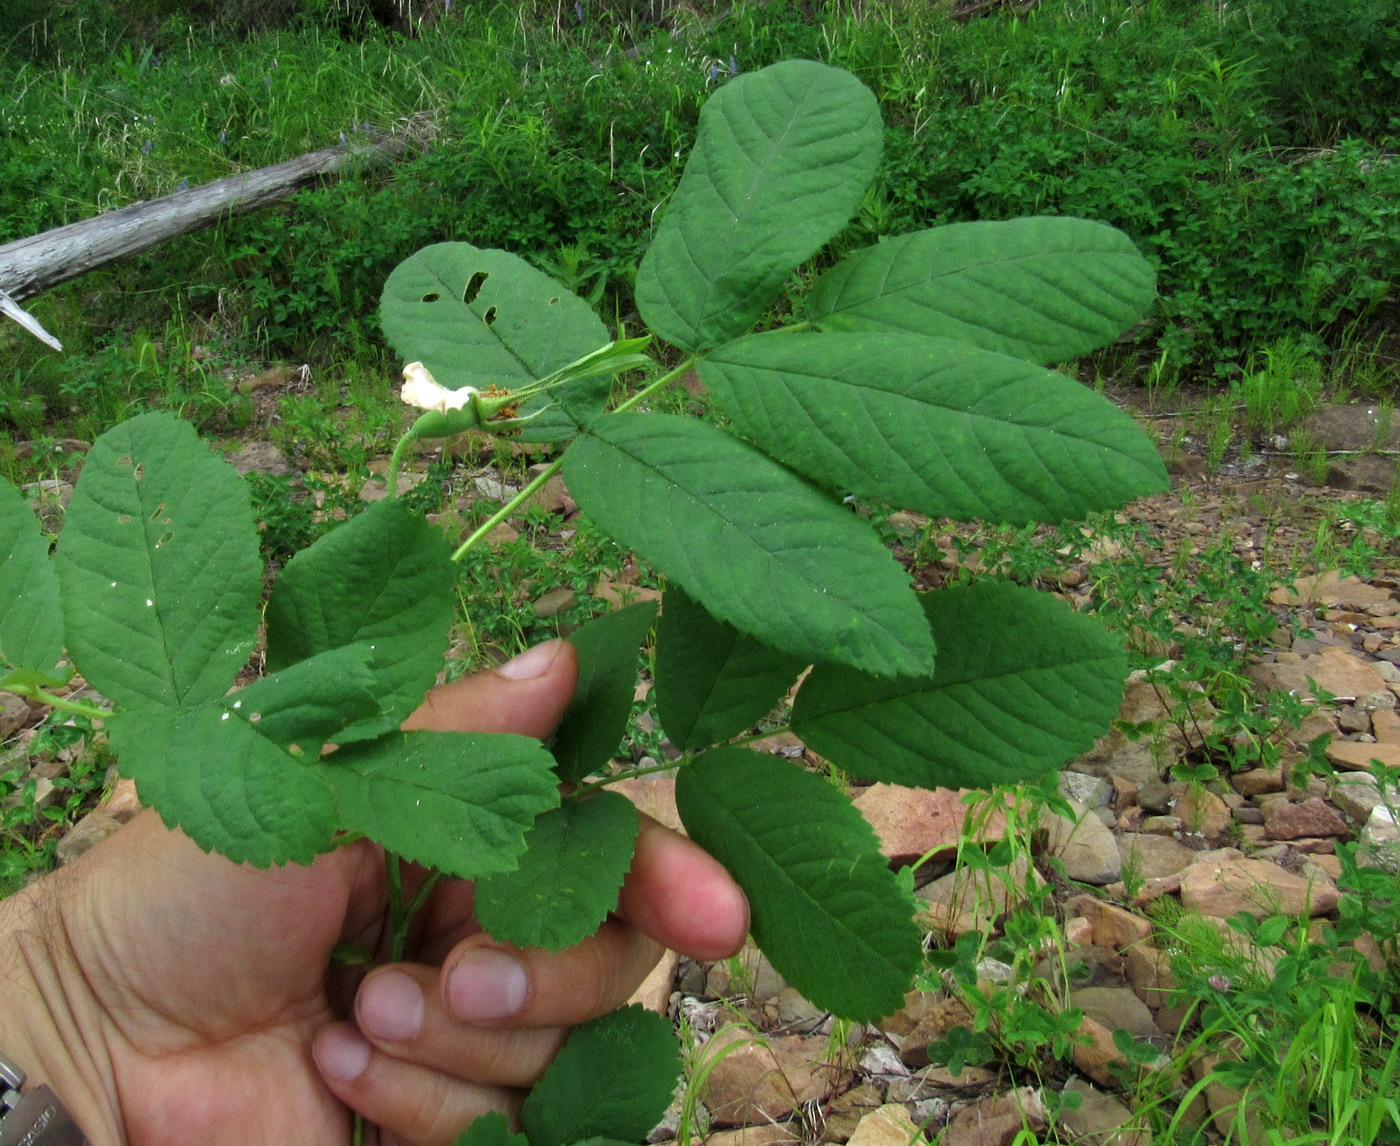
[{"x1": 0, "y1": 114, "x2": 434, "y2": 350}]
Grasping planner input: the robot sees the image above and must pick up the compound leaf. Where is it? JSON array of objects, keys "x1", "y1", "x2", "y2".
[
  {"x1": 380, "y1": 243, "x2": 609, "y2": 441},
  {"x1": 791, "y1": 581, "x2": 1127, "y2": 789},
  {"x1": 265, "y1": 498, "x2": 455, "y2": 742},
  {"x1": 522, "y1": 1006, "x2": 680, "y2": 1146},
  {"x1": 220, "y1": 644, "x2": 379, "y2": 750},
  {"x1": 107, "y1": 703, "x2": 337, "y2": 867},
  {"x1": 807, "y1": 217, "x2": 1156, "y2": 364},
  {"x1": 474, "y1": 790, "x2": 638, "y2": 950},
  {"x1": 452, "y1": 1112, "x2": 526, "y2": 1146},
  {"x1": 0, "y1": 477, "x2": 63, "y2": 676},
  {"x1": 56, "y1": 412, "x2": 262, "y2": 711},
  {"x1": 677, "y1": 747, "x2": 920, "y2": 1022},
  {"x1": 699, "y1": 332, "x2": 1168, "y2": 525},
  {"x1": 655, "y1": 586, "x2": 806, "y2": 751},
  {"x1": 552, "y1": 601, "x2": 658, "y2": 783},
  {"x1": 636, "y1": 60, "x2": 881, "y2": 351},
  {"x1": 320, "y1": 731, "x2": 559, "y2": 879},
  {"x1": 564, "y1": 414, "x2": 932, "y2": 677}
]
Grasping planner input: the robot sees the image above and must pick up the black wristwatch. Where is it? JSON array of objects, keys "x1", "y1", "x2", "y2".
[{"x1": 0, "y1": 1054, "x2": 90, "y2": 1146}]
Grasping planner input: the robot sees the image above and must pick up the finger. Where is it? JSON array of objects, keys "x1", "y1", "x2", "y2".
[
  {"x1": 314, "y1": 1021, "x2": 523, "y2": 1146},
  {"x1": 401, "y1": 639, "x2": 578, "y2": 737},
  {"x1": 616, "y1": 814, "x2": 749, "y2": 961},
  {"x1": 352, "y1": 916, "x2": 660, "y2": 1083}
]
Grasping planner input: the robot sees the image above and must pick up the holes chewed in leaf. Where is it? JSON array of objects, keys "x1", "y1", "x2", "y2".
[
  {"x1": 483, "y1": 305, "x2": 498, "y2": 326},
  {"x1": 420, "y1": 292, "x2": 442, "y2": 303},
  {"x1": 463, "y1": 271, "x2": 489, "y2": 305}
]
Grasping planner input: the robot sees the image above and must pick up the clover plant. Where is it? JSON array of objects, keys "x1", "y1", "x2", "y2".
[{"x1": 0, "y1": 60, "x2": 1166, "y2": 1144}]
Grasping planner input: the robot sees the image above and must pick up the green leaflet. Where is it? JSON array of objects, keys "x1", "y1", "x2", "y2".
[
  {"x1": 107, "y1": 704, "x2": 337, "y2": 867},
  {"x1": 806, "y1": 217, "x2": 1157, "y2": 364},
  {"x1": 521, "y1": 1006, "x2": 681, "y2": 1146},
  {"x1": 264, "y1": 498, "x2": 455, "y2": 742},
  {"x1": 380, "y1": 242, "x2": 609, "y2": 442},
  {"x1": 654, "y1": 586, "x2": 806, "y2": 752},
  {"x1": 319, "y1": 731, "x2": 559, "y2": 879},
  {"x1": 699, "y1": 332, "x2": 1169, "y2": 525},
  {"x1": 636, "y1": 60, "x2": 881, "y2": 351},
  {"x1": 55, "y1": 412, "x2": 262, "y2": 711},
  {"x1": 452, "y1": 1112, "x2": 527, "y2": 1146},
  {"x1": 220, "y1": 645, "x2": 379, "y2": 750},
  {"x1": 474, "y1": 790, "x2": 639, "y2": 950},
  {"x1": 0, "y1": 477, "x2": 63, "y2": 677},
  {"x1": 791, "y1": 581, "x2": 1128, "y2": 789},
  {"x1": 552, "y1": 601, "x2": 658, "y2": 783},
  {"x1": 677, "y1": 747, "x2": 921, "y2": 1022},
  {"x1": 564, "y1": 413, "x2": 933, "y2": 678}
]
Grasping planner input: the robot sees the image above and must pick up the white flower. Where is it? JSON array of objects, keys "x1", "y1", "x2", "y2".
[{"x1": 400, "y1": 362, "x2": 478, "y2": 413}]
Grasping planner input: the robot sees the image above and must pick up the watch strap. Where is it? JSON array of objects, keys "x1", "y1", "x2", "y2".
[{"x1": 0, "y1": 1054, "x2": 90, "y2": 1146}]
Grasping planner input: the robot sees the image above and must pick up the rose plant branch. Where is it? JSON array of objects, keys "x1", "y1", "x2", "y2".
[{"x1": 0, "y1": 60, "x2": 1169, "y2": 1146}]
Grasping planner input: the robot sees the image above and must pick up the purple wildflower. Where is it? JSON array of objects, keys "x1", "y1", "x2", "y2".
[
  {"x1": 1208, "y1": 974, "x2": 1231, "y2": 991},
  {"x1": 141, "y1": 138, "x2": 153, "y2": 155},
  {"x1": 176, "y1": 178, "x2": 188, "y2": 192},
  {"x1": 574, "y1": 0, "x2": 584, "y2": 21},
  {"x1": 340, "y1": 131, "x2": 348, "y2": 145}
]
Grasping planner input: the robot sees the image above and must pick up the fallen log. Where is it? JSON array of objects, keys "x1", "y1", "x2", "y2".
[{"x1": 0, "y1": 117, "x2": 428, "y2": 349}]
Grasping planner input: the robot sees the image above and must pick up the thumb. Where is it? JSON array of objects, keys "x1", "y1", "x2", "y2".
[{"x1": 400, "y1": 639, "x2": 579, "y2": 739}]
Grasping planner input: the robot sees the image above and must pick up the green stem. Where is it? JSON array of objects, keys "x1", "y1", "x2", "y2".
[
  {"x1": 404, "y1": 871, "x2": 446, "y2": 922},
  {"x1": 385, "y1": 430, "x2": 417, "y2": 500},
  {"x1": 610, "y1": 357, "x2": 697, "y2": 415},
  {"x1": 725, "y1": 725, "x2": 793, "y2": 749},
  {"x1": 385, "y1": 853, "x2": 407, "y2": 962},
  {"x1": 572, "y1": 757, "x2": 685, "y2": 797},
  {"x1": 5, "y1": 688, "x2": 109, "y2": 721},
  {"x1": 451, "y1": 457, "x2": 565, "y2": 562},
  {"x1": 448, "y1": 356, "x2": 697, "y2": 562}
]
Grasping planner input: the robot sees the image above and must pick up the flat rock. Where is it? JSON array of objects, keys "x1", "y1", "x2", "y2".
[
  {"x1": 1059, "y1": 1079, "x2": 1151, "y2": 1145},
  {"x1": 820, "y1": 1084, "x2": 885, "y2": 1143},
  {"x1": 228, "y1": 440, "x2": 296, "y2": 476},
  {"x1": 707, "y1": 1125, "x2": 803, "y2": 1146},
  {"x1": 1326, "y1": 740, "x2": 1400, "y2": 772},
  {"x1": 1124, "y1": 943, "x2": 1176, "y2": 1010},
  {"x1": 702, "y1": 1029, "x2": 847, "y2": 1126},
  {"x1": 1072, "y1": 1014, "x2": 1129, "y2": 1087},
  {"x1": 56, "y1": 810, "x2": 123, "y2": 864},
  {"x1": 704, "y1": 941, "x2": 786, "y2": 1003},
  {"x1": 1178, "y1": 857, "x2": 1339, "y2": 918},
  {"x1": 1043, "y1": 801, "x2": 1122, "y2": 885},
  {"x1": 852, "y1": 785, "x2": 1006, "y2": 868},
  {"x1": 1249, "y1": 646, "x2": 1390, "y2": 701},
  {"x1": 1069, "y1": 987, "x2": 1161, "y2": 1041},
  {"x1": 848, "y1": 1104, "x2": 928, "y2": 1146},
  {"x1": 1118, "y1": 833, "x2": 1198, "y2": 880},
  {"x1": 1262, "y1": 797, "x2": 1350, "y2": 840},
  {"x1": 1269, "y1": 569, "x2": 1398, "y2": 609},
  {"x1": 626, "y1": 948, "x2": 678, "y2": 1014},
  {"x1": 1299, "y1": 405, "x2": 1400, "y2": 452},
  {"x1": 1331, "y1": 774, "x2": 1391, "y2": 821},
  {"x1": 943, "y1": 1088, "x2": 1045, "y2": 1146},
  {"x1": 609, "y1": 776, "x2": 682, "y2": 833},
  {"x1": 1172, "y1": 787, "x2": 1230, "y2": 842},
  {"x1": 1068, "y1": 897, "x2": 1154, "y2": 950},
  {"x1": 895, "y1": 997, "x2": 977, "y2": 1069},
  {"x1": 917, "y1": 856, "x2": 1042, "y2": 937},
  {"x1": 0, "y1": 693, "x2": 31, "y2": 738}
]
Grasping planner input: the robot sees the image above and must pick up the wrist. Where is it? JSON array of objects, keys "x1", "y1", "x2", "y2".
[{"x1": 0, "y1": 873, "x2": 125, "y2": 1146}]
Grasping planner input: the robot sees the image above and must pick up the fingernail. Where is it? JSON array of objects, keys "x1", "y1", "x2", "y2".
[
  {"x1": 358, "y1": 970, "x2": 424, "y2": 1042},
  {"x1": 496, "y1": 639, "x2": 563, "y2": 680},
  {"x1": 446, "y1": 947, "x2": 529, "y2": 1021},
  {"x1": 315, "y1": 1024, "x2": 372, "y2": 1082}
]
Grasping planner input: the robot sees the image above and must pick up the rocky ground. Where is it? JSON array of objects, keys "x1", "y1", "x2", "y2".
[{"x1": 6, "y1": 391, "x2": 1400, "y2": 1145}]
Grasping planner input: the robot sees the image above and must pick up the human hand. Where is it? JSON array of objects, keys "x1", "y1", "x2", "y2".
[{"x1": 0, "y1": 639, "x2": 748, "y2": 1146}]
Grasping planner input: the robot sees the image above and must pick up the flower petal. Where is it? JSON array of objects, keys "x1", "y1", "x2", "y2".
[{"x1": 401, "y1": 362, "x2": 478, "y2": 413}]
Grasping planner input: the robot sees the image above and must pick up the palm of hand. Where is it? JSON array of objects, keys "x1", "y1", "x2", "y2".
[{"x1": 60, "y1": 816, "x2": 387, "y2": 1146}]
